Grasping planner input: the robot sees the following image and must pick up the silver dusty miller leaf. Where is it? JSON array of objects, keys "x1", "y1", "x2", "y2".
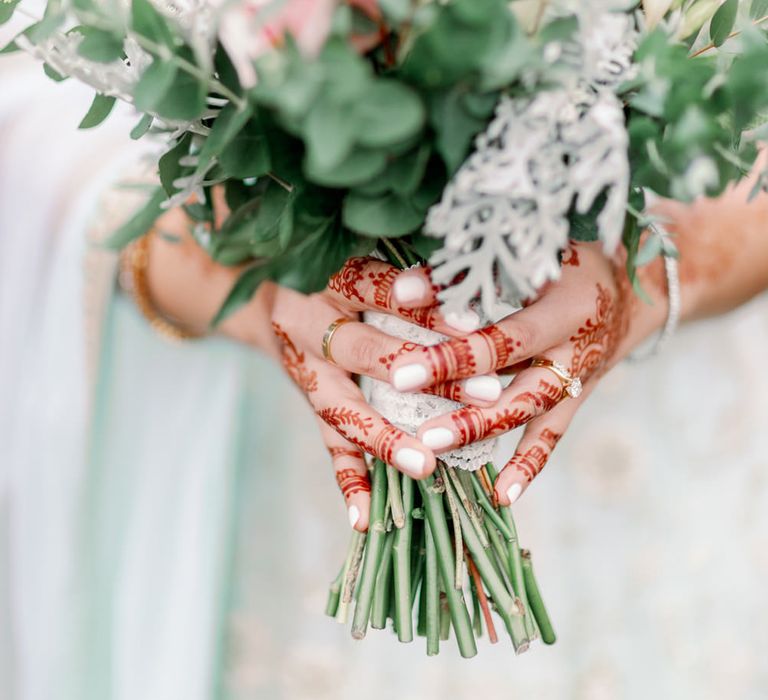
[{"x1": 426, "y1": 4, "x2": 638, "y2": 318}]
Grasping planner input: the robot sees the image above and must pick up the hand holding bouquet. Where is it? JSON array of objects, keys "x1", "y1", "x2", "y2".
[{"x1": 5, "y1": 0, "x2": 768, "y2": 657}]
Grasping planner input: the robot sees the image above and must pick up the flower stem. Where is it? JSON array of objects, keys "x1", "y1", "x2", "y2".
[
  {"x1": 470, "y1": 472, "x2": 515, "y2": 541},
  {"x1": 466, "y1": 552, "x2": 498, "y2": 644},
  {"x1": 438, "y1": 465, "x2": 464, "y2": 589},
  {"x1": 387, "y1": 464, "x2": 406, "y2": 528},
  {"x1": 371, "y1": 532, "x2": 395, "y2": 630},
  {"x1": 325, "y1": 563, "x2": 344, "y2": 617},
  {"x1": 392, "y1": 474, "x2": 415, "y2": 642},
  {"x1": 351, "y1": 459, "x2": 388, "y2": 639},
  {"x1": 335, "y1": 530, "x2": 366, "y2": 624},
  {"x1": 424, "y1": 519, "x2": 440, "y2": 656},
  {"x1": 417, "y1": 476, "x2": 477, "y2": 658},
  {"x1": 446, "y1": 467, "x2": 489, "y2": 548},
  {"x1": 521, "y1": 550, "x2": 556, "y2": 645}
]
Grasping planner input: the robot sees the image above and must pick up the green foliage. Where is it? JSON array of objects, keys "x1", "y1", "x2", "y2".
[
  {"x1": 710, "y1": 0, "x2": 738, "y2": 46},
  {"x1": 78, "y1": 93, "x2": 116, "y2": 129},
  {"x1": 624, "y1": 25, "x2": 768, "y2": 202},
  {"x1": 158, "y1": 134, "x2": 192, "y2": 196},
  {"x1": 76, "y1": 28, "x2": 124, "y2": 63},
  {"x1": 0, "y1": 0, "x2": 21, "y2": 26},
  {"x1": 104, "y1": 187, "x2": 166, "y2": 249}
]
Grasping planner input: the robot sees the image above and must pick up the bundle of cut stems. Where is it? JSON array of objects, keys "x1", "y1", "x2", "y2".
[{"x1": 326, "y1": 460, "x2": 555, "y2": 657}]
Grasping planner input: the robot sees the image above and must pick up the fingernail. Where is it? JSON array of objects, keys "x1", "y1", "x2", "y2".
[
  {"x1": 393, "y1": 363, "x2": 428, "y2": 391},
  {"x1": 464, "y1": 375, "x2": 502, "y2": 402},
  {"x1": 393, "y1": 275, "x2": 427, "y2": 304},
  {"x1": 420, "y1": 427, "x2": 455, "y2": 450},
  {"x1": 445, "y1": 310, "x2": 481, "y2": 333},
  {"x1": 348, "y1": 505, "x2": 360, "y2": 528},
  {"x1": 506, "y1": 483, "x2": 522, "y2": 505},
  {"x1": 395, "y1": 447, "x2": 426, "y2": 476}
]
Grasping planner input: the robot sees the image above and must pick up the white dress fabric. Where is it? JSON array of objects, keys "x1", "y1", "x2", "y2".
[{"x1": 1, "y1": 49, "x2": 768, "y2": 700}]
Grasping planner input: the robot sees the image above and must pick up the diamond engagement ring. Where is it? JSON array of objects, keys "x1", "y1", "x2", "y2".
[{"x1": 530, "y1": 358, "x2": 583, "y2": 400}]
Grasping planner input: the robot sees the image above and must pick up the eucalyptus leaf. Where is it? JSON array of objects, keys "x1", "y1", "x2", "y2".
[
  {"x1": 0, "y1": 0, "x2": 20, "y2": 26},
  {"x1": 212, "y1": 264, "x2": 272, "y2": 326},
  {"x1": 196, "y1": 102, "x2": 254, "y2": 174},
  {"x1": 76, "y1": 28, "x2": 124, "y2": 63},
  {"x1": 134, "y1": 60, "x2": 177, "y2": 112},
  {"x1": 343, "y1": 191, "x2": 423, "y2": 237},
  {"x1": 158, "y1": 134, "x2": 192, "y2": 196},
  {"x1": 78, "y1": 93, "x2": 116, "y2": 129},
  {"x1": 220, "y1": 120, "x2": 272, "y2": 178},
  {"x1": 710, "y1": 0, "x2": 738, "y2": 47},
  {"x1": 354, "y1": 81, "x2": 426, "y2": 148},
  {"x1": 750, "y1": 0, "x2": 768, "y2": 19},
  {"x1": 131, "y1": 0, "x2": 175, "y2": 48},
  {"x1": 43, "y1": 63, "x2": 68, "y2": 81},
  {"x1": 104, "y1": 188, "x2": 166, "y2": 249},
  {"x1": 130, "y1": 113, "x2": 153, "y2": 139}
]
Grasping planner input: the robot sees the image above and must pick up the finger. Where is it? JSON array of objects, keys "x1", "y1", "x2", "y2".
[
  {"x1": 388, "y1": 293, "x2": 584, "y2": 392},
  {"x1": 417, "y1": 348, "x2": 574, "y2": 452},
  {"x1": 308, "y1": 320, "x2": 503, "y2": 407},
  {"x1": 315, "y1": 416, "x2": 371, "y2": 532},
  {"x1": 306, "y1": 360, "x2": 437, "y2": 479},
  {"x1": 494, "y1": 382, "x2": 593, "y2": 507},
  {"x1": 424, "y1": 374, "x2": 504, "y2": 407},
  {"x1": 326, "y1": 257, "x2": 481, "y2": 335}
]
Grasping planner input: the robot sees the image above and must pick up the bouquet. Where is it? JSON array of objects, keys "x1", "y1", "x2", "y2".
[{"x1": 5, "y1": 0, "x2": 768, "y2": 657}]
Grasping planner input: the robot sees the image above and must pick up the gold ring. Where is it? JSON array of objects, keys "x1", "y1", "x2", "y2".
[
  {"x1": 530, "y1": 358, "x2": 583, "y2": 399},
  {"x1": 322, "y1": 317, "x2": 354, "y2": 365}
]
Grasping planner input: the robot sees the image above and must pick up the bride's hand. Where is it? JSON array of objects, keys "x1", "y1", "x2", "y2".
[
  {"x1": 259, "y1": 258, "x2": 505, "y2": 531},
  {"x1": 383, "y1": 241, "x2": 669, "y2": 506}
]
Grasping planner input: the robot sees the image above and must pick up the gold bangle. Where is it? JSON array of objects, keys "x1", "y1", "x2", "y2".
[{"x1": 119, "y1": 232, "x2": 205, "y2": 342}]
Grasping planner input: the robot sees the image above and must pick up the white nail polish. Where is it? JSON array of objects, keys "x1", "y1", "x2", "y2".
[
  {"x1": 506, "y1": 483, "x2": 522, "y2": 505},
  {"x1": 348, "y1": 505, "x2": 360, "y2": 528},
  {"x1": 420, "y1": 427, "x2": 455, "y2": 450},
  {"x1": 393, "y1": 275, "x2": 427, "y2": 304},
  {"x1": 393, "y1": 363, "x2": 428, "y2": 391},
  {"x1": 464, "y1": 375, "x2": 502, "y2": 402},
  {"x1": 445, "y1": 309, "x2": 481, "y2": 333},
  {"x1": 395, "y1": 448, "x2": 426, "y2": 476}
]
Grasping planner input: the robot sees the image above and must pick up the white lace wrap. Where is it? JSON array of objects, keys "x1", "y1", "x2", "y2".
[{"x1": 361, "y1": 311, "x2": 496, "y2": 472}]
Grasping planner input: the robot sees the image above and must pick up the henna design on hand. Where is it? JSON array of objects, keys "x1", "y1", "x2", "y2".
[
  {"x1": 421, "y1": 337, "x2": 476, "y2": 384},
  {"x1": 336, "y1": 468, "x2": 371, "y2": 499},
  {"x1": 515, "y1": 379, "x2": 562, "y2": 413},
  {"x1": 328, "y1": 257, "x2": 367, "y2": 304},
  {"x1": 569, "y1": 278, "x2": 631, "y2": 380},
  {"x1": 509, "y1": 445, "x2": 549, "y2": 482},
  {"x1": 318, "y1": 407, "x2": 375, "y2": 436},
  {"x1": 378, "y1": 341, "x2": 420, "y2": 371},
  {"x1": 272, "y1": 322, "x2": 318, "y2": 393},
  {"x1": 539, "y1": 429, "x2": 562, "y2": 450},
  {"x1": 561, "y1": 244, "x2": 580, "y2": 267},
  {"x1": 449, "y1": 406, "x2": 533, "y2": 445},
  {"x1": 329, "y1": 447, "x2": 363, "y2": 460},
  {"x1": 370, "y1": 420, "x2": 407, "y2": 465},
  {"x1": 370, "y1": 266, "x2": 399, "y2": 309}
]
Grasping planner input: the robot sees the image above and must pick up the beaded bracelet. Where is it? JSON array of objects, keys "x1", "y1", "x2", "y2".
[{"x1": 119, "y1": 232, "x2": 205, "y2": 342}]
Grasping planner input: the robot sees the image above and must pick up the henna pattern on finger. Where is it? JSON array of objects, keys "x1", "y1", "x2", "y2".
[
  {"x1": 336, "y1": 468, "x2": 371, "y2": 499},
  {"x1": 515, "y1": 379, "x2": 562, "y2": 413},
  {"x1": 272, "y1": 322, "x2": 318, "y2": 393},
  {"x1": 561, "y1": 244, "x2": 580, "y2": 267},
  {"x1": 539, "y1": 429, "x2": 562, "y2": 450},
  {"x1": 318, "y1": 407, "x2": 374, "y2": 436},
  {"x1": 369, "y1": 266, "x2": 399, "y2": 309},
  {"x1": 397, "y1": 305, "x2": 440, "y2": 330},
  {"x1": 370, "y1": 420, "x2": 407, "y2": 465},
  {"x1": 476, "y1": 325, "x2": 518, "y2": 369},
  {"x1": 328, "y1": 257, "x2": 367, "y2": 304},
  {"x1": 378, "y1": 341, "x2": 420, "y2": 371},
  {"x1": 509, "y1": 444, "x2": 550, "y2": 483},
  {"x1": 449, "y1": 406, "x2": 533, "y2": 445},
  {"x1": 421, "y1": 336, "x2": 476, "y2": 384},
  {"x1": 329, "y1": 447, "x2": 363, "y2": 460}
]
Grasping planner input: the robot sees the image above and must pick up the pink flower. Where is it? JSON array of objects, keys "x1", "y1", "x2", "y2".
[{"x1": 217, "y1": 0, "x2": 339, "y2": 88}]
